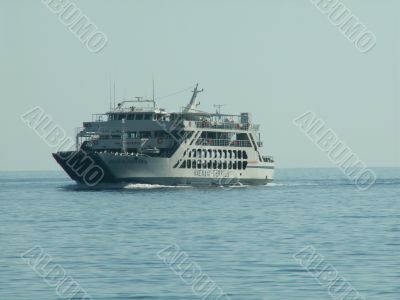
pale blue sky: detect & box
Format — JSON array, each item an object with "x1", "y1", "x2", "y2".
[{"x1": 1, "y1": 0, "x2": 399, "y2": 170}]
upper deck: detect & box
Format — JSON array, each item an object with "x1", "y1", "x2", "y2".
[
  {"x1": 75, "y1": 85, "x2": 267, "y2": 156},
  {"x1": 84, "y1": 103, "x2": 259, "y2": 134}
]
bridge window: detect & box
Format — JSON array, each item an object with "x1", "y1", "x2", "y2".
[
  {"x1": 127, "y1": 114, "x2": 134, "y2": 120},
  {"x1": 187, "y1": 160, "x2": 191, "y2": 169},
  {"x1": 144, "y1": 114, "x2": 152, "y2": 120},
  {"x1": 135, "y1": 114, "x2": 144, "y2": 120}
]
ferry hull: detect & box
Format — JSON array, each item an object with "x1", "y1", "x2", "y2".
[{"x1": 53, "y1": 151, "x2": 274, "y2": 187}]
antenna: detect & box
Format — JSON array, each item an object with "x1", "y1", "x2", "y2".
[
  {"x1": 109, "y1": 79, "x2": 112, "y2": 111},
  {"x1": 113, "y1": 81, "x2": 116, "y2": 110},
  {"x1": 152, "y1": 75, "x2": 156, "y2": 109},
  {"x1": 214, "y1": 104, "x2": 226, "y2": 115}
]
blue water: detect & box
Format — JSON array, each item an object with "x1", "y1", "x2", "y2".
[{"x1": 0, "y1": 168, "x2": 399, "y2": 300}]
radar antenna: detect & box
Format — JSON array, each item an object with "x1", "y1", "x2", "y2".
[{"x1": 214, "y1": 104, "x2": 226, "y2": 115}]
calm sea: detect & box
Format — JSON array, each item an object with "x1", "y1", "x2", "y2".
[{"x1": 0, "y1": 168, "x2": 399, "y2": 300}]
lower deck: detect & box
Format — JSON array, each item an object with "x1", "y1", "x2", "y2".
[{"x1": 53, "y1": 150, "x2": 274, "y2": 187}]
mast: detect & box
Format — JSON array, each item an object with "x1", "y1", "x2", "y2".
[
  {"x1": 113, "y1": 81, "x2": 116, "y2": 110},
  {"x1": 152, "y1": 75, "x2": 156, "y2": 109},
  {"x1": 184, "y1": 83, "x2": 203, "y2": 113},
  {"x1": 214, "y1": 104, "x2": 225, "y2": 115}
]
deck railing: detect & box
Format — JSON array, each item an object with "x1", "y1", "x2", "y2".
[
  {"x1": 195, "y1": 138, "x2": 252, "y2": 147},
  {"x1": 193, "y1": 121, "x2": 259, "y2": 131}
]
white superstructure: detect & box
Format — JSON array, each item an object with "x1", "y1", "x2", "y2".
[{"x1": 53, "y1": 84, "x2": 275, "y2": 186}]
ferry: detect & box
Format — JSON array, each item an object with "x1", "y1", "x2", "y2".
[{"x1": 53, "y1": 84, "x2": 275, "y2": 186}]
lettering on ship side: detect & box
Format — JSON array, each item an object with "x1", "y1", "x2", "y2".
[{"x1": 193, "y1": 170, "x2": 230, "y2": 178}]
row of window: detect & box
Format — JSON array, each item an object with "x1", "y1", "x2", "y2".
[
  {"x1": 109, "y1": 113, "x2": 167, "y2": 121},
  {"x1": 100, "y1": 131, "x2": 172, "y2": 139},
  {"x1": 187, "y1": 149, "x2": 248, "y2": 159},
  {"x1": 179, "y1": 160, "x2": 248, "y2": 170}
]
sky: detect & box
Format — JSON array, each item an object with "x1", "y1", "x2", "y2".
[{"x1": 0, "y1": 0, "x2": 399, "y2": 171}]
